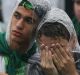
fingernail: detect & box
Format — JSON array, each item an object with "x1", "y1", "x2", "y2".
[
  {"x1": 45, "y1": 46, "x2": 49, "y2": 51},
  {"x1": 41, "y1": 44, "x2": 44, "y2": 46},
  {"x1": 56, "y1": 43, "x2": 59, "y2": 45},
  {"x1": 45, "y1": 46, "x2": 48, "y2": 49},
  {"x1": 51, "y1": 44, "x2": 55, "y2": 46}
]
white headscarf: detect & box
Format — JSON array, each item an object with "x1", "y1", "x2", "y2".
[{"x1": 37, "y1": 8, "x2": 80, "y2": 52}]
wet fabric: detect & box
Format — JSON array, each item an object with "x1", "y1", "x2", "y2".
[
  {"x1": 0, "y1": 0, "x2": 51, "y2": 75},
  {"x1": 37, "y1": 7, "x2": 80, "y2": 72}
]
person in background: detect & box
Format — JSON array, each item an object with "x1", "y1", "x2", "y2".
[{"x1": 73, "y1": 0, "x2": 80, "y2": 44}]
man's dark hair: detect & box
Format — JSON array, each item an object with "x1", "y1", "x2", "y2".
[
  {"x1": 19, "y1": 0, "x2": 46, "y2": 19},
  {"x1": 37, "y1": 22, "x2": 70, "y2": 41}
]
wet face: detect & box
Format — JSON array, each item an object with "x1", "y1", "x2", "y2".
[
  {"x1": 10, "y1": 6, "x2": 38, "y2": 51},
  {"x1": 74, "y1": 0, "x2": 80, "y2": 21},
  {"x1": 38, "y1": 34, "x2": 69, "y2": 51}
]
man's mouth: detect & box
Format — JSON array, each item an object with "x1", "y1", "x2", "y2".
[{"x1": 12, "y1": 30, "x2": 22, "y2": 38}]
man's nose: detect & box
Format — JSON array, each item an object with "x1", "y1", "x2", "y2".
[{"x1": 16, "y1": 19, "x2": 24, "y2": 30}]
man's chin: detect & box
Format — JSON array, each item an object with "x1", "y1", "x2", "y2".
[{"x1": 11, "y1": 35, "x2": 23, "y2": 43}]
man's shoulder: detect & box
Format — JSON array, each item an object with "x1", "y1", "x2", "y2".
[{"x1": 26, "y1": 52, "x2": 44, "y2": 75}]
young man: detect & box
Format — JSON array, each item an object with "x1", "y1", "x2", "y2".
[
  {"x1": 73, "y1": 0, "x2": 80, "y2": 44},
  {"x1": 0, "y1": 0, "x2": 51, "y2": 75},
  {"x1": 36, "y1": 8, "x2": 79, "y2": 75}
]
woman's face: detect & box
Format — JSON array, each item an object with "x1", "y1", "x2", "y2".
[{"x1": 38, "y1": 34, "x2": 69, "y2": 51}]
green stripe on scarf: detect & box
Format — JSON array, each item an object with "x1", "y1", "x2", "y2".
[{"x1": 19, "y1": 0, "x2": 33, "y2": 10}]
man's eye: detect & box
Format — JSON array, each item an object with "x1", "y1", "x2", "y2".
[
  {"x1": 25, "y1": 18, "x2": 33, "y2": 24},
  {"x1": 14, "y1": 13, "x2": 21, "y2": 20}
]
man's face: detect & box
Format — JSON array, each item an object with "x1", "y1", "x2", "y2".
[
  {"x1": 38, "y1": 34, "x2": 69, "y2": 51},
  {"x1": 74, "y1": 0, "x2": 80, "y2": 21},
  {"x1": 10, "y1": 6, "x2": 38, "y2": 50}
]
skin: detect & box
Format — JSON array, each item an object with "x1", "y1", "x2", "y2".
[
  {"x1": 74, "y1": 0, "x2": 80, "y2": 22},
  {"x1": 0, "y1": 73, "x2": 8, "y2": 75},
  {"x1": 9, "y1": 6, "x2": 38, "y2": 53},
  {"x1": 40, "y1": 44, "x2": 59, "y2": 75},
  {"x1": 38, "y1": 34, "x2": 78, "y2": 75},
  {"x1": 2, "y1": 5, "x2": 39, "y2": 75}
]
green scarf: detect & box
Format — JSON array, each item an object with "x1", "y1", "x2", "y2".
[
  {"x1": 19, "y1": 0, "x2": 33, "y2": 9},
  {"x1": 0, "y1": 32, "x2": 37, "y2": 75}
]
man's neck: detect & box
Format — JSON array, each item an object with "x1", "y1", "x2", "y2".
[{"x1": 10, "y1": 41, "x2": 29, "y2": 54}]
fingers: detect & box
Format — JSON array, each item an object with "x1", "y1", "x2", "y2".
[
  {"x1": 45, "y1": 46, "x2": 51, "y2": 66},
  {"x1": 40, "y1": 45, "x2": 46, "y2": 67},
  {"x1": 66, "y1": 44, "x2": 75, "y2": 62},
  {"x1": 51, "y1": 44, "x2": 67, "y2": 62},
  {"x1": 46, "y1": 47, "x2": 54, "y2": 67},
  {"x1": 50, "y1": 43, "x2": 69, "y2": 70},
  {"x1": 51, "y1": 43, "x2": 76, "y2": 73},
  {"x1": 51, "y1": 44, "x2": 64, "y2": 61},
  {"x1": 56, "y1": 43, "x2": 74, "y2": 62},
  {"x1": 51, "y1": 48, "x2": 63, "y2": 71},
  {"x1": 40, "y1": 45, "x2": 55, "y2": 68},
  {"x1": 56, "y1": 43, "x2": 69, "y2": 59},
  {"x1": 40, "y1": 43, "x2": 76, "y2": 75},
  {"x1": 40, "y1": 44, "x2": 45, "y2": 50},
  {"x1": 66, "y1": 48, "x2": 75, "y2": 62}
]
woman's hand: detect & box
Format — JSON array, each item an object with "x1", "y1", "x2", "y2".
[
  {"x1": 40, "y1": 44, "x2": 59, "y2": 75},
  {"x1": 51, "y1": 43, "x2": 78, "y2": 75}
]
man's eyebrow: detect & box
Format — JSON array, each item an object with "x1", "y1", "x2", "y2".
[
  {"x1": 14, "y1": 11, "x2": 36, "y2": 23},
  {"x1": 25, "y1": 16, "x2": 36, "y2": 23},
  {"x1": 14, "y1": 11, "x2": 21, "y2": 15}
]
